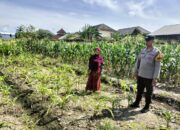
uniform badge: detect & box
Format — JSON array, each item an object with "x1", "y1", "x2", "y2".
[{"x1": 155, "y1": 52, "x2": 163, "y2": 61}]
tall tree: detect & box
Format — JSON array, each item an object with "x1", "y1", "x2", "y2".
[
  {"x1": 36, "y1": 29, "x2": 53, "y2": 39},
  {"x1": 15, "y1": 25, "x2": 26, "y2": 38},
  {"x1": 112, "y1": 32, "x2": 122, "y2": 41},
  {"x1": 15, "y1": 25, "x2": 36, "y2": 39},
  {"x1": 80, "y1": 24, "x2": 100, "y2": 42},
  {"x1": 26, "y1": 25, "x2": 36, "y2": 32},
  {"x1": 15, "y1": 25, "x2": 54, "y2": 39}
]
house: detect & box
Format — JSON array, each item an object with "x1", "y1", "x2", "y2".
[
  {"x1": 118, "y1": 26, "x2": 150, "y2": 36},
  {"x1": 150, "y1": 24, "x2": 180, "y2": 41},
  {"x1": 59, "y1": 32, "x2": 83, "y2": 42},
  {"x1": 93, "y1": 24, "x2": 116, "y2": 38},
  {"x1": 52, "y1": 28, "x2": 66, "y2": 40},
  {"x1": 57, "y1": 28, "x2": 66, "y2": 36},
  {"x1": 0, "y1": 32, "x2": 15, "y2": 39}
]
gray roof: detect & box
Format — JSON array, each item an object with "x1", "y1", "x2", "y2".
[
  {"x1": 118, "y1": 26, "x2": 150, "y2": 35},
  {"x1": 57, "y1": 28, "x2": 66, "y2": 34},
  {"x1": 59, "y1": 33, "x2": 81, "y2": 40},
  {"x1": 0, "y1": 32, "x2": 15, "y2": 35},
  {"x1": 150, "y1": 24, "x2": 180, "y2": 36},
  {"x1": 59, "y1": 34, "x2": 69, "y2": 40},
  {"x1": 0, "y1": 33, "x2": 15, "y2": 39},
  {"x1": 93, "y1": 24, "x2": 116, "y2": 32}
]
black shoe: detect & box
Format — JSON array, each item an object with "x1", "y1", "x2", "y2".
[
  {"x1": 140, "y1": 107, "x2": 149, "y2": 113},
  {"x1": 129, "y1": 103, "x2": 140, "y2": 108}
]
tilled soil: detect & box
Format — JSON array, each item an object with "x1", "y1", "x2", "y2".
[
  {"x1": 0, "y1": 58, "x2": 180, "y2": 130},
  {"x1": 1, "y1": 74, "x2": 180, "y2": 130}
]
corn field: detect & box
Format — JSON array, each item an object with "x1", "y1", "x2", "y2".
[
  {"x1": 0, "y1": 36, "x2": 179, "y2": 85},
  {"x1": 0, "y1": 36, "x2": 180, "y2": 130}
]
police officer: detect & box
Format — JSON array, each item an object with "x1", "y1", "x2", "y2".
[{"x1": 130, "y1": 35, "x2": 162, "y2": 113}]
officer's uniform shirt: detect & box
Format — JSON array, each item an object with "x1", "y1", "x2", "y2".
[{"x1": 134, "y1": 48, "x2": 161, "y2": 79}]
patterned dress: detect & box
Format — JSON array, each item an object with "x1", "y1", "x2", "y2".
[{"x1": 86, "y1": 54, "x2": 104, "y2": 91}]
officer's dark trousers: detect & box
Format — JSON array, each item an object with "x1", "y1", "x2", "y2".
[{"x1": 135, "y1": 76, "x2": 153, "y2": 108}]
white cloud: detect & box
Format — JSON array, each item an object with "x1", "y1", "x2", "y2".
[
  {"x1": 82, "y1": 0, "x2": 119, "y2": 11},
  {"x1": 0, "y1": 2, "x2": 97, "y2": 33},
  {"x1": 1, "y1": 0, "x2": 180, "y2": 33},
  {"x1": 83, "y1": 14, "x2": 90, "y2": 18},
  {"x1": 127, "y1": 2, "x2": 145, "y2": 17},
  {"x1": 0, "y1": 25, "x2": 10, "y2": 33},
  {"x1": 126, "y1": 0, "x2": 159, "y2": 19},
  {"x1": 68, "y1": 12, "x2": 77, "y2": 16}
]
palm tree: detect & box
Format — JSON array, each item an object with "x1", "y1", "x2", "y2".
[
  {"x1": 112, "y1": 32, "x2": 122, "y2": 41},
  {"x1": 80, "y1": 24, "x2": 100, "y2": 42}
]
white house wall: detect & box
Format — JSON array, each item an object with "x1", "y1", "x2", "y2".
[{"x1": 99, "y1": 30, "x2": 113, "y2": 38}]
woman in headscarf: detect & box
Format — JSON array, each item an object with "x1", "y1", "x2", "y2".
[{"x1": 86, "y1": 47, "x2": 104, "y2": 92}]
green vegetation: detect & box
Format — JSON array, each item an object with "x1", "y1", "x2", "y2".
[
  {"x1": 162, "y1": 110, "x2": 173, "y2": 128},
  {"x1": 98, "y1": 120, "x2": 119, "y2": 130},
  {"x1": 15, "y1": 25, "x2": 54, "y2": 39},
  {"x1": 80, "y1": 24, "x2": 101, "y2": 42},
  {"x1": 0, "y1": 36, "x2": 179, "y2": 85},
  {"x1": 0, "y1": 35, "x2": 180, "y2": 129}
]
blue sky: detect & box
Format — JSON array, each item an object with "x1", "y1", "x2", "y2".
[{"x1": 0, "y1": 0, "x2": 180, "y2": 34}]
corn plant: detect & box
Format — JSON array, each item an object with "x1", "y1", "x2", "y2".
[
  {"x1": 162, "y1": 110, "x2": 173, "y2": 128},
  {"x1": 127, "y1": 92, "x2": 134, "y2": 106},
  {"x1": 50, "y1": 94, "x2": 72, "y2": 109},
  {"x1": 98, "y1": 120, "x2": 119, "y2": 130},
  {"x1": 127, "y1": 122, "x2": 146, "y2": 130},
  {"x1": 128, "y1": 83, "x2": 137, "y2": 106},
  {"x1": 92, "y1": 96, "x2": 114, "y2": 118},
  {"x1": 21, "y1": 113, "x2": 37, "y2": 130},
  {"x1": 112, "y1": 98, "x2": 123, "y2": 110},
  {"x1": 36, "y1": 84, "x2": 53, "y2": 103},
  {"x1": 119, "y1": 80, "x2": 128, "y2": 96},
  {"x1": 0, "y1": 122, "x2": 9, "y2": 129},
  {"x1": 1, "y1": 38, "x2": 180, "y2": 83}
]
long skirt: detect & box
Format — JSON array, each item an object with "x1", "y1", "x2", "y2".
[{"x1": 86, "y1": 71, "x2": 101, "y2": 91}]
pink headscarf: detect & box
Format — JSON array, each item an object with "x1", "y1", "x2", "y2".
[
  {"x1": 94, "y1": 48, "x2": 103, "y2": 65},
  {"x1": 95, "y1": 47, "x2": 101, "y2": 52}
]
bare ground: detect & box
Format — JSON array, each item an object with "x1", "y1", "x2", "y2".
[{"x1": 0, "y1": 55, "x2": 180, "y2": 130}]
